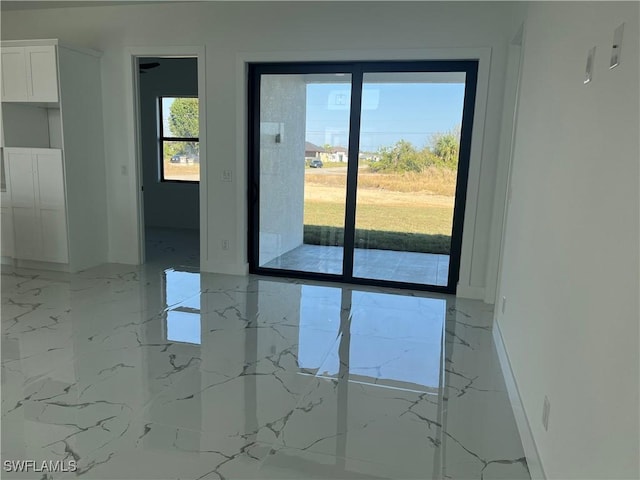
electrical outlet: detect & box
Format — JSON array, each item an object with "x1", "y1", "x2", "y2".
[
  {"x1": 501, "y1": 296, "x2": 507, "y2": 314},
  {"x1": 542, "y1": 396, "x2": 550, "y2": 431},
  {"x1": 222, "y1": 170, "x2": 233, "y2": 182},
  {"x1": 221, "y1": 239, "x2": 229, "y2": 250}
]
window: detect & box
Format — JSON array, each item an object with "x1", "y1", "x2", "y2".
[{"x1": 159, "y1": 96, "x2": 200, "y2": 182}]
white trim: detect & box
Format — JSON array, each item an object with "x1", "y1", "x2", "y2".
[
  {"x1": 455, "y1": 284, "x2": 485, "y2": 300},
  {"x1": 459, "y1": 48, "x2": 491, "y2": 293},
  {"x1": 490, "y1": 23, "x2": 527, "y2": 306},
  {"x1": 13, "y1": 258, "x2": 70, "y2": 272},
  {"x1": 59, "y1": 43, "x2": 102, "y2": 58},
  {"x1": 235, "y1": 47, "x2": 492, "y2": 284},
  {"x1": 1, "y1": 38, "x2": 57, "y2": 47},
  {"x1": 493, "y1": 318, "x2": 546, "y2": 480},
  {"x1": 2, "y1": 39, "x2": 102, "y2": 59},
  {"x1": 123, "y1": 45, "x2": 207, "y2": 266},
  {"x1": 201, "y1": 260, "x2": 249, "y2": 277}
]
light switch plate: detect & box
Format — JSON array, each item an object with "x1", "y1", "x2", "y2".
[
  {"x1": 584, "y1": 47, "x2": 596, "y2": 84},
  {"x1": 610, "y1": 23, "x2": 624, "y2": 69}
]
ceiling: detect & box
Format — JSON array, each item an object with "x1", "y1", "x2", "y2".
[
  {"x1": 1, "y1": 0, "x2": 360, "y2": 10},
  {"x1": 0, "y1": 1, "x2": 187, "y2": 11}
]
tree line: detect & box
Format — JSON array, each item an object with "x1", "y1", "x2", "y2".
[{"x1": 370, "y1": 128, "x2": 461, "y2": 173}]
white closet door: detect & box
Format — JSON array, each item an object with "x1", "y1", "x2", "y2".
[
  {"x1": 1, "y1": 47, "x2": 28, "y2": 101},
  {"x1": 25, "y1": 46, "x2": 58, "y2": 102}
]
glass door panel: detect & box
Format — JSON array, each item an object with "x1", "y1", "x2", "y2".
[
  {"x1": 257, "y1": 73, "x2": 352, "y2": 275},
  {"x1": 353, "y1": 72, "x2": 466, "y2": 286}
]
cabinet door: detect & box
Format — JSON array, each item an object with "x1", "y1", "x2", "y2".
[
  {"x1": 25, "y1": 46, "x2": 58, "y2": 102},
  {"x1": 6, "y1": 148, "x2": 68, "y2": 263},
  {"x1": 34, "y1": 150, "x2": 68, "y2": 263},
  {"x1": 34, "y1": 150, "x2": 65, "y2": 209},
  {"x1": 1, "y1": 47, "x2": 28, "y2": 101},
  {"x1": 12, "y1": 207, "x2": 40, "y2": 260},
  {"x1": 7, "y1": 150, "x2": 40, "y2": 260},
  {"x1": 6, "y1": 149, "x2": 36, "y2": 208},
  {"x1": 1, "y1": 207, "x2": 14, "y2": 257}
]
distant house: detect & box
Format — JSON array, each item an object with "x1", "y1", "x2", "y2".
[
  {"x1": 329, "y1": 146, "x2": 348, "y2": 162},
  {"x1": 305, "y1": 143, "x2": 351, "y2": 163},
  {"x1": 305, "y1": 142, "x2": 325, "y2": 160}
]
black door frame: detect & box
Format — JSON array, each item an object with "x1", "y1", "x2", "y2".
[{"x1": 248, "y1": 60, "x2": 478, "y2": 294}]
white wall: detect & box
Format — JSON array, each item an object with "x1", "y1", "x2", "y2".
[
  {"x1": 259, "y1": 75, "x2": 305, "y2": 264},
  {"x1": 496, "y1": 2, "x2": 639, "y2": 478},
  {"x1": 138, "y1": 57, "x2": 199, "y2": 230},
  {"x1": 0, "y1": 1, "x2": 523, "y2": 293}
]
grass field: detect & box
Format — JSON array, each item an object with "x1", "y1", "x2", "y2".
[
  {"x1": 307, "y1": 165, "x2": 457, "y2": 196},
  {"x1": 303, "y1": 166, "x2": 456, "y2": 253},
  {"x1": 163, "y1": 160, "x2": 456, "y2": 253},
  {"x1": 164, "y1": 161, "x2": 200, "y2": 181},
  {"x1": 304, "y1": 225, "x2": 452, "y2": 254}
]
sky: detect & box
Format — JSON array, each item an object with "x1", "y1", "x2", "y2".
[
  {"x1": 305, "y1": 81, "x2": 466, "y2": 152},
  {"x1": 162, "y1": 82, "x2": 466, "y2": 152}
]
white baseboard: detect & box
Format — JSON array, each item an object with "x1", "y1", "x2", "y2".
[
  {"x1": 493, "y1": 319, "x2": 546, "y2": 479},
  {"x1": 13, "y1": 258, "x2": 71, "y2": 272},
  {"x1": 456, "y1": 283, "x2": 485, "y2": 299},
  {"x1": 200, "y1": 260, "x2": 249, "y2": 276}
]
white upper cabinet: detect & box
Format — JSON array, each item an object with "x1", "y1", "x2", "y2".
[
  {"x1": 1, "y1": 47, "x2": 28, "y2": 101},
  {"x1": 1, "y1": 45, "x2": 58, "y2": 102},
  {"x1": 26, "y1": 46, "x2": 59, "y2": 102}
]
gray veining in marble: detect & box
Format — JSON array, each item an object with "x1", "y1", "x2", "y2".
[{"x1": 2, "y1": 249, "x2": 529, "y2": 479}]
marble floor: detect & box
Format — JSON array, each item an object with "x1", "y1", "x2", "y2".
[
  {"x1": 1, "y1": 238, "x2": 528, "y2": 479},
  {"x1": 144, "y1": 227, "x2": 200, "y2": 268},
  {"x1": 262, "y1": 245, "x2": 450, "y2": 287}
]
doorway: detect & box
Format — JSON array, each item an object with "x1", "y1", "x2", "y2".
[
  {"x1": 135, "y1": 56, "x2": 201, "y2": 267},
  {"x1": 248, "y1": 61, "x2": 477, "y2": 293}
]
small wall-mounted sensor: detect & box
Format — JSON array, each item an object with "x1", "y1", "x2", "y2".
[
  {"x1": 542, "y1": 396, "x2": 551, "y2": 431},
  {"x1": 584, "y1": 47, "x2": 596, "y2": 84},
  {"x1": 610, "y1": 23, "x2": 624, "y2": 69}
]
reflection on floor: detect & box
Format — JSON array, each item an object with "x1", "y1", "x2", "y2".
[
  {"x1": 1, "y1": 252, "x2": 529, "y2": 479},
  {"x1": 262, "y1": 244, "x2": 450, "y2": 286}
]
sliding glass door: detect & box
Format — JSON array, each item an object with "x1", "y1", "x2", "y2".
[
  {"x1": 253, "y1": 70, "x2": 352, "y2": 276},
  {"x1": 249, "y1": 61, "x2": 477, "y2": 293}
]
